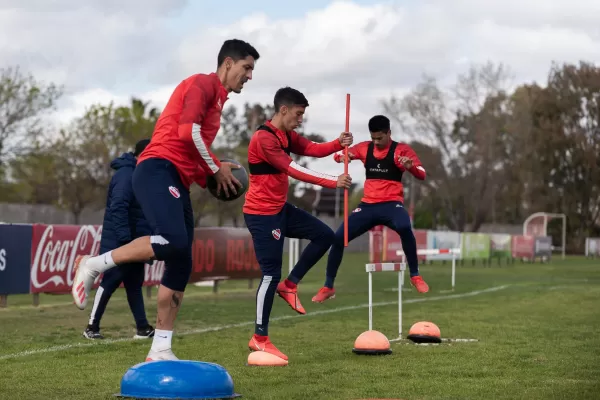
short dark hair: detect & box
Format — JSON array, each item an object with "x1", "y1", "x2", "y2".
[
  {"x1": 217, "y1": 39, "x2": 260, "y2": 67},
  {"x1": 274, "y1": 87, "x2": 309, "y2": 112},
  {"x1": 368, "y1": 115, "x2": 390, "y2": 133},
  {"x1": 134, "y1": 139, "x2": 151, "y2": 156}
]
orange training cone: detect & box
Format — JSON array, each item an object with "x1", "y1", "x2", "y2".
[
  {"x1": 246, "y1": 351, "x2": 288, "y2": 367},
  {"x1": 407, "y1": 321, "x2": 442, "y2": 344},
  {"x1": 352, "y1": 330, "x2": 392, "y2": 355}
]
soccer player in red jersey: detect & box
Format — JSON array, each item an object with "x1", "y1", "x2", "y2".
[
  {"x1": 312, "y1": 115, "x2": 430, "y2": 303},
  {"x1": 244, "y1": 87, "x2": 352, "y2": 361},
  {"x1": 70, "y1": 39, "x2": 260, "y2": 361}
]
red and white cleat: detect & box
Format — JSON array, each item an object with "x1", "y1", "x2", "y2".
[
  {"x1": 276, "y1": 281, "x2": 306, "y2": 314},
  {"x1": 71, "y1": 255, "x2": 98, "y2": 310},
  {"x1": 312, "y1": 287, "x2": 336, "y2": 303},
  {"x1": 248, "y1": 334, "x2": 288, "y2": 361},
  {"x1": 410, "y1": 276, "x2": 429, "y2": 293}
]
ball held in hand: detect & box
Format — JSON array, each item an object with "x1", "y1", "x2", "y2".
[{"x1": 207, "y1": 158, "x2": 249, "y2": 202}]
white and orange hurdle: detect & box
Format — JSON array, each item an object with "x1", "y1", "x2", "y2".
[
  {"x1": 365, "y1": 261, "x2": 406, "y2": 340},
  {"x1": 396, "y1": 248, "x2": 461, "y2": 290}
]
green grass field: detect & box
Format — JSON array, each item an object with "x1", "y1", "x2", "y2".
[{"x1": 1, "y1": 253, "x2": 599, "y2": 400}]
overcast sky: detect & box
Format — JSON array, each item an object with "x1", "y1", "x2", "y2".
[{"x1": 1, "y1": 0, "x2": 599, "y2": 183}]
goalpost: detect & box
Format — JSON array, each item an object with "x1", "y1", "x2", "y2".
[{"x1": 523, "y1": 212, "x2": 566, "y2": 259}]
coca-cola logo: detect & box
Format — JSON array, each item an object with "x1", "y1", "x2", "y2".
[{"x1": 31, "y1": 225, "x2": 103, "y2": 289}]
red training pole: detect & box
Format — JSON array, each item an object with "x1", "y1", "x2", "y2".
[{"x1": 344, "y1": 93, "x2": 350, "y2": 247}]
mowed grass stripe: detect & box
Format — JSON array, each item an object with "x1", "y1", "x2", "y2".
[
  {"x1": 1, "y1": 256, "x2": 599, "y2": 399},
  {"x1": 0, "y1": 285, "x2": 509, "y2": 361}
]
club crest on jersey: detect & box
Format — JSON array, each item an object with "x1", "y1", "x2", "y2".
[
  {"x1": 272, "y1": 229, "x2": 281, "y2": 240},
  {"x1": 169, "y1": 186, "x2": 180, "y2": 198}
]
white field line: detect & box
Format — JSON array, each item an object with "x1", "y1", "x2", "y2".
[{"x1": 0, "y1": 285, "x2": 509, "y2": 361}]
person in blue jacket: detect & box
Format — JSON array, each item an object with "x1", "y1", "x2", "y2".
[{"x1": 83, "y1": 139, "x2": 155, "y2": 340}]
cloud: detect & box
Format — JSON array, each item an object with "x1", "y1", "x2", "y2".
[
  {"x1": 2, "y1": 0, "x2": 600, "y2": 186},
  {"x1": 0, "y1": 0, "x2": 187, "y2": 94},
  {"x1": 170, "y1": 0, "x2": 600, "y2": 156}
]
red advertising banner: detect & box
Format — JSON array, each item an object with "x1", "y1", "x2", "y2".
[
  {"x1": 30, "y1": 224, "x2": 103, "y2": 294},
  {"x1": 190, "y1": 227, "x2": 261, "y2": 281},
  {"x1": 511, "y1": 235, "x2": 535, "y2": 259},
  {"x1": 29, "y1": 224, "x2": 263, "y2": 294},
  {"x1": 382, "y1": 227, "x2": 428, "y2": 262}
]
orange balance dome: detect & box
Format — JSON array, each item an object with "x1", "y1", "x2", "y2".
[
  {"x1": 352, "y1": 330, "x2": 392, "y2": 355},
  {"x1": 246, "y1": 351, "x2": 288, "y2": 367},
  {"x1": 407, "y1": 321, "x2": 441, "y2": 344}
]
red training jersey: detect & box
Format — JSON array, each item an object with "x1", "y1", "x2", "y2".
[
  {"x1": 138, "y1": 73, "x2": 228, "y2": 189},
  {"x1": 333, "y1": 140, "x2": 426, "y2": 204},
  {"x1": 243, "y1": 120, "x2": 343, "y2": 215}
]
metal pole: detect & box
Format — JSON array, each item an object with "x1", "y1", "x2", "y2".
[
  {"x1": 562, "y1": 215, "x2": 566, "y2": 260},
  {"x1": 368, "y1": 271, "x2": 373, "y2": 331},
  {"x1": 398, "y1": 269, "x2": 403, "y2": 339},
  {"x1": 452, "y1": 252, "x2": 456, "y2": 290}
]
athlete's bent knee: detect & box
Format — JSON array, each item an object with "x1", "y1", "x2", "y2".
[
  {"x1": 322, "y1": 227, "x2": 335, "y2": 246},
  {"x1": 397, "y1": 225, "x2": 414, "y2": 239},
  {"x1": 312, "y1": 224, "x2": 334, "y2": 245},
  {"x1": 332, "y1": 227, "x2": 346, "y2": 246}
]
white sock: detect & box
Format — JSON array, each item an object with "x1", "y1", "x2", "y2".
[
  {"x1": 151, "y1": 329, "x2": 173, "y2": 352},
  {"x1": 86, "y1": 251, "x2": 116, "y2": 273}
]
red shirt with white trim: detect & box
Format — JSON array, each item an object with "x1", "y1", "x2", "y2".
[
  {"x1": 243, "y1": 120, "x2": 343, "y2": 215},
  {"x1": 333, "y1": 140, "x2": 426, "y2": 204},
  {"x1": 138, "y1": 73, "x2": 228, "y2": 189}
]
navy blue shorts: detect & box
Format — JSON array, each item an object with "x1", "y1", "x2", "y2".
[
  {"x1": 244, "y1": 202, "x2": 333, "y2": 276},
  {"x1": 336, "y1": 201, "x2": 412, "y2": 243},
  {"x1": 132, "y1": 158, "x2": 194, "y2": 292}
]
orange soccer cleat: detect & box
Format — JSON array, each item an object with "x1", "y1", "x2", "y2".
[
  {"x1": 410, "y1": 275, "x2": 429, "y2": 293},
  {"x1": 276, "y1": 280, "x2": 306, "y2": 314},
  {"x1": 248, "y1": 334, "x2": 288, "y2": 361},
  {"x1": 311, "y1": 287, "x2": 336, "y2": 303}
]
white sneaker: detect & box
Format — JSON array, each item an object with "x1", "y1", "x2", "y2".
[
  {"x1": 146, "y1": 349, "x2": 179, "y2": 361},
  {"x1": 71, "y1": 255, "x2": 98, "y2": 310}
]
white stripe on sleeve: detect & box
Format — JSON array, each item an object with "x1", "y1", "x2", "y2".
[
  {"x1": 191, "y1": 123, "x2": 219, "y2": 173},
  {"x1": 416, "y1": 166, "x2": 425, "y2": 172},
  {"x1": 289, "y1": 161, "x2": 338, "y2": 183}
]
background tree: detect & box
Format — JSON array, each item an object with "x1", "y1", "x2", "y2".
[
  {"x1": 0, "y1": 66, "x2": 63, "y2": 164},
  {"x1": 382, "y1": 61, "x2": 513, "y2": 231}
]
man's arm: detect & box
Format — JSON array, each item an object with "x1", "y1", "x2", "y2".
[
  {"x1": 178, "y1": 77, "x2": 221, "y2": 176},
  {"x1": 289, "y1": 132, "x2": 343, "y2": 158},
  {"x1": 108, "y1": 170, "x2": 134, "y2": 244},
  {"x1": 395, "y1": 144, "x2": 426, "y2": 180},
  {"x1": 333, "y1": 142, "x2": 368, "y2": 164},
  {"x1": 258, "y1": 132, "x2": 339, "y2": 189}
]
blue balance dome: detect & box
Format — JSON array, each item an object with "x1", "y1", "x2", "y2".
[{"x1": 117, "y1": 360, "x2": 240, "y2": 399}]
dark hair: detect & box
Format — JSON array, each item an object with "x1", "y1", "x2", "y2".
[
  {"x1": 274, "y1": 87, "x2": 309, "y2": 112},
  {"x1": 134, "y1": 139, "x2": 151, "y2": 156},
  {"x1": 217, "y1": 39, "x2": 260, "y2": 67},
  {"x1": 368, "y1": 115, "x2": 390, "y2": 133}
]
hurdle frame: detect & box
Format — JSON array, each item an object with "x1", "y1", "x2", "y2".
[
  {"x1": 365, "y1": 262, "x2": 406, "y2": 341},
  {"x1": 396, "y1": 248, "x2": 461, "y2": 290}
]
